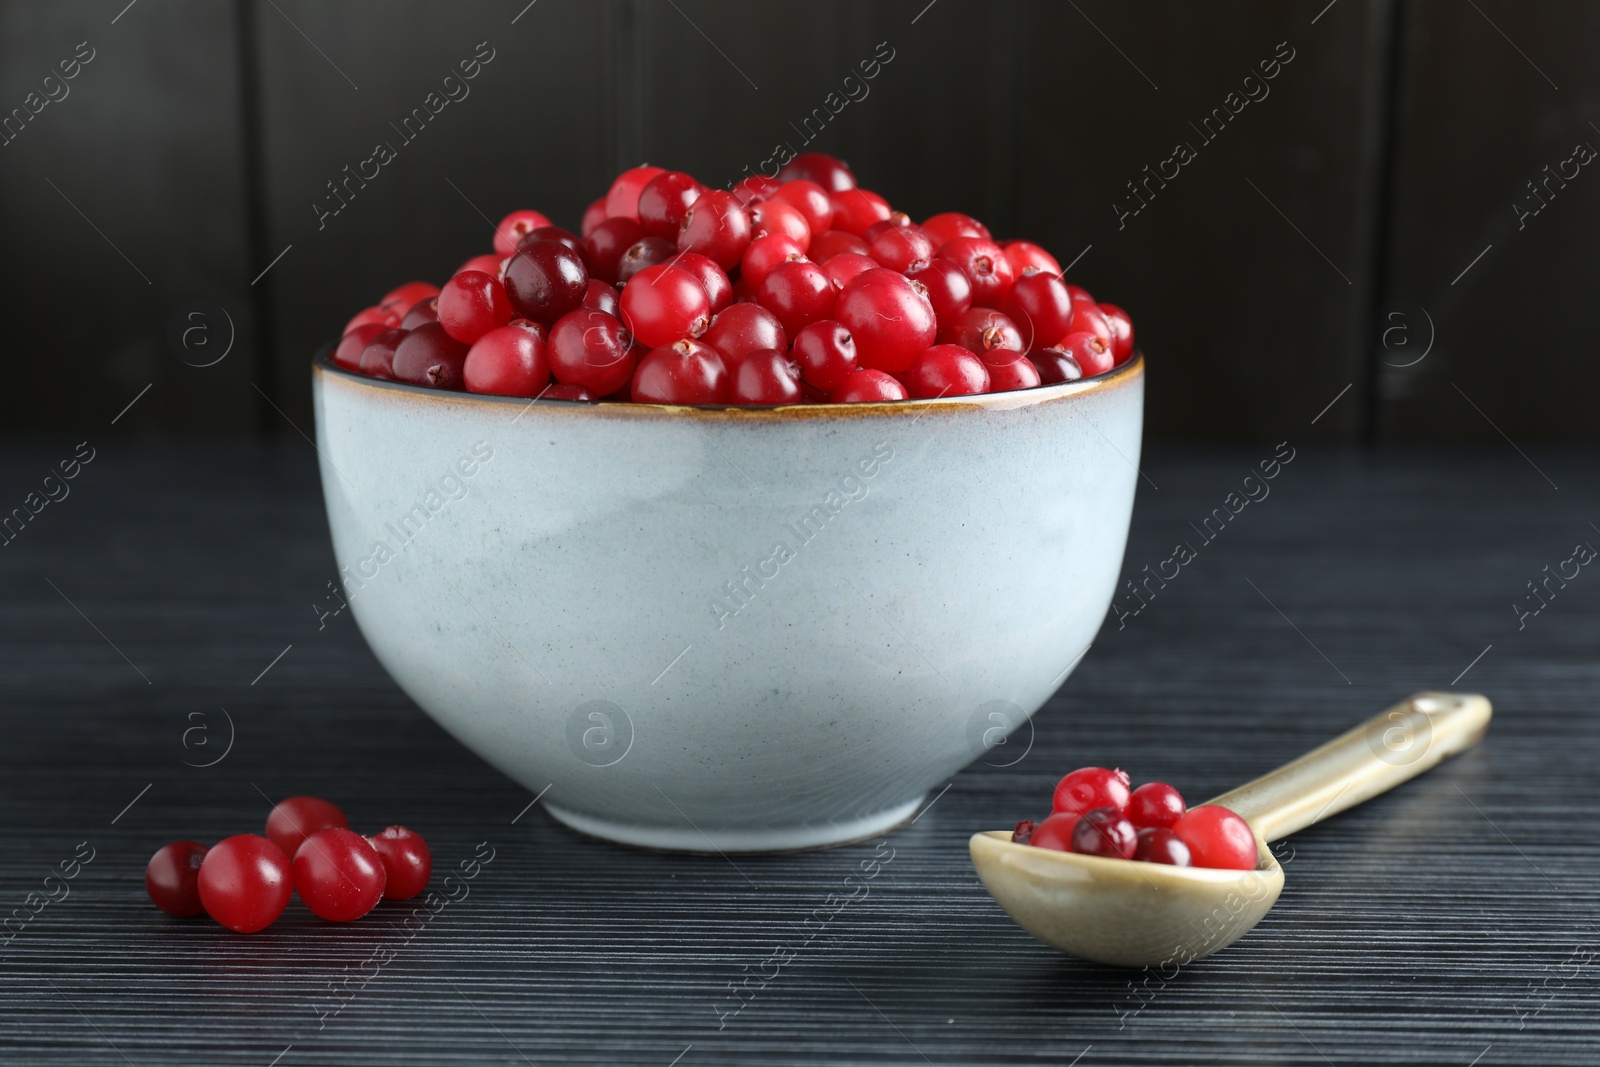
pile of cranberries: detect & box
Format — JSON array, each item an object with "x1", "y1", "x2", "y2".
[
  {"x1": 144, "y1": 795, "x2": 431, "y2": 933},
  {"x1": 332, "y1": 152, "x2": 1135, "y2": 404},
  {"x1": 1011, "y1": 768, "x2": 1257, "y2": 871}
]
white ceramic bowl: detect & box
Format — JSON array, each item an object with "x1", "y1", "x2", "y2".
[{"x1": 312, "y1": 353, "x2": 1144, "y2": 851}]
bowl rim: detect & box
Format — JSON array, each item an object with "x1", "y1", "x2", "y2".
[{"x1": 312, "y1": 347, "x2": 1142, "y2": 421}]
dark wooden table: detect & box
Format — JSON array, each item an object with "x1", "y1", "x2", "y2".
[{"x1": 2, "y1": 440, "x2": 1596, "y2": 1066}]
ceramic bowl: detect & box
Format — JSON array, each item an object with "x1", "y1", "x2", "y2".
[{"x1": 311, "y1": 352, "x2": 1144, "y2": 852}]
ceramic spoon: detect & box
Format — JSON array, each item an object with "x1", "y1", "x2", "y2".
[{"x1": 969, "y1": 691, "x2": 1492, "y2": 967}]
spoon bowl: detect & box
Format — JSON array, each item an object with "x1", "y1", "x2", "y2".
[{"x1": 971, "y1": 691, "x2": 1491, "y2": 967}]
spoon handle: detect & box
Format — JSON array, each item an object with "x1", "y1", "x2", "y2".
[{"x1": 1205, "y1": 691, "x2": 1492, "y2": 843}]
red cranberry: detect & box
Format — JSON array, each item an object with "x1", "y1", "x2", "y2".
[
  {"x1": 821, "y1": 252, "x2": 879, "y2": 292},
  {"x1": 921, "y1": 211, "x2": 991, "y2": 247},
  {"x1": 493, "y1": 209, "x2": 552, "y2": 256},
  {"x1": 834, "y1": 268, "x2": 937, "y2": 374},
  {"x1": 770, "y1": 179, "x2": 834, "y2": 234},
  {"x1": 1134, "y1": 828, "x2": 1192, "y2": 866},
  {"x1": 1070, "y1": 807, "x2": 1138, "y2": 860},
  {"x1": 982, "y1": 351, "x2": 1042, "y2": 392},
  {"x1": 902, "y1": 344, "x2": 990, "y2": 399},
  {"x1": 457, "y1": 253, "x2": 505, "y2": 279},
  {"x1": 809, "y1": 229, "x2": 871, "y2": 260},
  {"x1": 1066, "y1": 283, "x2": 1095, "y2": 306},
  {"x1": 358, "y1": 328, "x2": 406, "y2": 379},
  {"x1": 637, "y1": 170, "x2": 703, "y2": 238},
  {"x1": 1100, "y1": 303, "x2": 1135, "y2": 363},
  {"x1": 1069, "y1": 303, "x2": 1113, "y2": 347},
  {"x1": 1052, "y1": 767, "x2": 1131, "y2": 817},
  {"x1": 1028, "y1": 345, "x2": 1084, "y2": 385},
  {"x1": 380, "y1": 280, "x2": 439, "y2": 312},
  {"x1": 729, "y1": 348, "x2": 803, "y2": 404},
  {"x1": 197, "y1": 834, "x2": 292, "y2": 933},
  {"x1": 677, "y1": 189, "x2": 753, "y2": 270},
  {"x1": 829, "y1": 368, "x2": 907, "y2": 403},
  {"x1": 580, "y1": 196, "x2": 608, "y2": 238},
  {"x1": 335, "y1": 322, "x2": 386, "y2": 371},
  {"x1": 1056, "y1": 330, "x2": 1114, "y2": 377},
  {"x1": 941, "y1": 307, "x2": 1025, "y2": 358},
  {"x1": 740, "y1": 232, "x2": 805, "y2": 288},
  {"x1": 778, "y1": 151, "x2": 856, "y2": 192},
  {"x1": 400, "y1": 296, "x2": 440, "y2": 330},
  {"x1": 265, "y1": 795, "x2": 348, "y2": 858},
  {"x1": 1172, "y1": 806, "x2": 1257, "y2": 871},
  {"x1": 791, "y1": 320, "x2": 858, "y2": 391},
  {"x1": 631, "y1": 337, "x2": 728, "y2": 404},
  {"x1": 617, "y1": 235, "x2": 677, "y2": 284},
  {"x1": 367, "y1": 826, "x2": 432, "y2": 900},
  {"x1": 504, "y1": 239, "x2": 589, "y2": 325},
  {"x1": 464, "y1": 322, "x2": 550, "y2": 397},
  {"x1": 604, "y1": 164, "x2": 666, "y2": 220},
  {"x1": 543, "y1": 383, "x2": 597, "y2": 402},
  {"x1": 582, "y1": 279, "x2": 620, "y2": 316},
  {"x1": 904, "y1": 259, "x2": 973, "y2": 329},
  {"x1": 293, "y1": 827, "x2": 386, "y2": 922},
  {"x1": 585, "y1": 217, "x2": 647, "y2": 285},
  {"x1": 756, "y1": 258, "x2": 835, "y2": 336},
  {"x1": 730, "y1": 173, "x2": 780, "y2": 206},
  {"x1": 672, "y1": 251, "x2": 734, "y2": 314},
  {"x1": 619, "y1": 263, "x2": 711, "y2": 348},
  {"x1": 521, "y1": 224, "x2": 587, "y2": 263},
  {"x1": 1001, "y1": 271, "x2": 1076, "y2": 350},
  {"x1": 936, "y1": 236, "x2": 1016, "y2": 307},
  {"x1": 438, "y1": 269, "x2": 512, "y2": 345},
  {"x1": 1128, "y1": 782, "x2": 1186, "y2": 829},
  {"x1": 869, "y1": 224, "x2": 934, "y2": 273},
  {"x1": 748, "y1": 198, "x2": 812, "y2": 252},
  {"x1": 828, "y1": 188, "x2": 891, "y2": 236},
  {"x1": 1025, "y1": 812, "x2": 1080, "y2": 852},
  {"x1": 1003, "y1": 239, "x2": 1061, "y2": 278},
  {"x1": 146, "y1": 841, "x2": 208, "y2": 917},
  {"x1": 345, "y1": 304, "x2": 401, "y2": 334},
  {"x1": 1011, "y1": 820, "x2": 1037, "y2": 845},
  {"x1": 703, "y1": 302, "x2": 787, "y2": 363},
  {"x1": 547, "y1": 308, "x2": 636, "y2": 395}
]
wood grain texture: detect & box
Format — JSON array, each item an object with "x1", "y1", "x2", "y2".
[{"x1": 0, "y1": 442, "x2": 1596, "y2": 1065}]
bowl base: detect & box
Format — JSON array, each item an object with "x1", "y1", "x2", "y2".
[{"x1": 542, "y1": 794, "x2": 926, "y2": 854}]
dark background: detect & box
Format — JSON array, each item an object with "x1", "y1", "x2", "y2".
[{"x1": 1, "y1": 0, "x2": 1595, "y2": 443}]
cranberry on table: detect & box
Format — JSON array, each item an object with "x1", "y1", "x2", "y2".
[
  {"x1": 1056, "y1": 330, "x2": 1114, "y2": 377},
  {"x1": 756, "y1": 259, "x2": 835, "y2": 336},
  {"x1": 791, "y1": 320, "x2": 858, "y2": 392},
  {"x1": 1100, "y1": 302, "x2": 1135, "y2": 363},
  {"x1": 619, "y1": 263, "x2": 712, "y2": 348},
  {"x1": 585, "y1": 216, "x2": 647, "y2": 285},
  {"x1": 1071, "y1": 807, "x2": 1139, "y2": 860},
  {"x1": 936, "y1": 236, "x2": 1016, "y2": 307},
  {"x1": 394, "y1": 322, "x2": 471, "y2": 390},
  {"x1": 828, "y1": 188, "x2": 891, "y2": 236},
  {"x1": 1134, "y1": 827, "x2": 1192, "y2": 866},
  {"x1": 982, "y1": 351, "x2": 1042, "y2": 392},
  {"x1": 631, "y1": 338, "x2": 729, "y2": 404},
  {"x1": 637, "y1": 170, "x2": 703, "y2": 238},
  {"x1": 902, "y1": 344, "x2": 990, "y2": 399},
  {"x1": 770, "y1": 179, "x2": 834, "y2": 234},
  {"x1": 942, "y1": 307, "x2": 1025, "y2": 358},
  {"x1": 146, "y1": 840, "x2": 208, "y2": 917},
  {"x1": 829, "y1": 368, "x2": 907, "y2": 403},
  {"x1": 820, "y1": 251, "x2": 879, "y2": 292},
  {"x1": 1052, "y1": 766, "x2": 1131, "y2": 818},
  {"x1": 504, "y1": 240, "x2": 589, "y2": 325},
  {"x1": 748, "y1": 198, "x2": 812, "y2": 252},
  {"x1": 677, "y1": 189, "x2": 753, "y2": 270},
  {"x1": 778, "y1": 151, "x2": 856, "y2": 192},
  {"x1": 1172, "y1": 805, "x2": 1257, "y2": 871},
  {"x1": 604, "y1": 164, "x2": 666, "y2": 220},
  {"x1": 740, "y1": 232, "x2": 806, "y2": 289},
  {"x1": 358, "y1": 328, "x2": 407, "y2": 380},
  {"x1": 548, "y1": 308, "x2": 637, "y2": 395},
  {"x1": 1025, "y1": 811, "x2": 1081, "y2": 852},
  {"x1": 400, "y1": 296, "x2": 440, "y2": 330},
  {"x1": 672, "y1": 251, "x2": 734, "y2": 314},
  {"x1": 616, "y1": 235, "x2": 677, "y2": 285},
  {"x1": 1002, "y1": 239, "x2": 1062, "y2": 278},
  {"x1": 1002, "y1": 270, "x2": 1076, "y2": 350},
  {"x1": 1028, "y1": 345, "x2": 1084, "y2": 385},
  {"x1": 729, "y1": 348, "x2": 804, "y2": 405},
  {"x1": 1127, "y1": 782, "x2": 1186, "y2": 829},
  {"x1": 702, "y1": 302, "x2": 787, "y2": 364},
  {"x1": 197, "y1": 834, "x2": 292, "y2": 933},
  {"x1": 904, "y1": 259, "x2": 973, "y2": 329},
  {"x1": 464, "y1": 322, "x2": 550, "y2": 397},
  {"x1": 582, "y1": 279, "x2": 620, "y2": 316},
  {"x1": 808, "y1": 229, "x2": 870, "y2": 261},
  {"x1": 834, "y1": 268, "x2": 937, "y2": 374},
  {"x1": 869, "y1": 224, "x2": 934, "y2": 273},
  {"x1": 265, "y1": 795, "x2": 348, "y2": 858},
  {"x1": 367, "y1": 826, "x2": 432, "y2": 900},
  {"x1": 293, "y1": 828, "x2": 387, "y2": 922},
  {"x1": 921, "y1": 211, "x2": 991, "y2": 246},
  {"x1": 437, "y1": 269, "x2": 512, "y2": 345},
  {"x1": 493, "y1": 209, "x2": 552, "y2": 256},
  {"x1": 334, "y1": 322, "x2": 387, "y2": 371}
]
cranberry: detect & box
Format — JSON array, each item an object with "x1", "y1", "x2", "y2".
[
  {"x1": 863, "y1": 213, "x2": 915, "y2": 243},
  {"x1": 582, "y1": 279, "x2": 620, "y2": 316},
  {"x1": 829, "y1": 368, "x2": 907, "y2": 403},
  {"x1": 729, "y1": 348, "x2": 803, "y2": 404},
  {"x1": 197, "y1": 834, "x2": 292, "y2": 933},
  {"x1": 1172, "y1": 805, "x2": 1258, "y2": 871},
  {"x1": 748, "y1": 198, "x2": 811, "y2": 252},
  {"x1": 1070, "y1": 807, "x2": 1139, "y2": 860},
  {"x1": 580, "y1": 196, "x2": 608, "y2": 238},
  {"x1": 146, "y1": 841, "x2": 208, "y2": 917},
  {"x1": 548, "y1": 308, "x2": 636, "y2": 395},
  {"x1": 367, "y1": 826, "x2": 432, "y2": 900},
  {"x1": 457, "y1": 253, "x2": 505, "y2": 279},
  {"x1": 617, "y1": 235, "x2": 677, "y2": 284},
  {"x1": 293, "y1": 827, "x2": 386, "y2": 922},
  {"x1": 1011, "y1": 820, "x2": 1037, "y2": 846},
  {"x1": 791, "y1": 320, "x2": 858, "y2": 391},
  {"x1": 1002, "y1": 240, "x2": 1061, "y2": 278},
  {"x1": 1134, "y1": 828, "x2": 1192, "y2": 866},
  {"x1": 265, "y1": 795, "x2": 348, "y2": 858},
  {"x1": 902, "y1": 344, "x2": 990, "y2": 399},
  {"x1": 730, "y1": 173, "x2": 781, "y2": 206},
  {"x1": 380, "y1": 280, "x2": 439, "y2": 312},
  {"x1": 394, "y1": 321, "x2": 470, "y2": 389},
  {"x1": 936, "y1": 236, "x2": 1015, "y2": 307},
  {"x1": 1052, "y1": 767, "x2": 1131, "y2": 818},
  {"x1": 504, "y1": 239, "x2": 589, "y2": 325},
  {"x1": 493, "y1": 209, "x2": 553, "y2": 256},
  {"x1": 631, "y1": 338, "x2": 728, "y2": 404},
  {"x1": 942, "y1": 307, "x2": 1025, "y2": 358},
  {"x1": 678, "y1": 190, "x2": 753, "y2": 270},
  {"x1": 703, "y1": 302, "x2": 787, "y2": 363},
  {"x1": 820, "y1": 251, "x2": 879, "y2": 292},
  {"x1": 770, "y1": 179, "x2": 834, "y2": 234},
  {"x1": 521, "y1": 224, "x2": 587, "y2": 263},
  {"x1": 921, "y1": 211, "x2": 991, "y2": 247},
  {"x1": 604, "y1": 164, "x2": 666, "y2": 220},
  {"x1": 740, "y1": 232, "x2": 806, "y2": 288},
  {"x1": 464, "y1": 322, "x2": 550, "y2": 397},
  {"x1": 756, "y1": 259, "x2": 835, "y2": 336},
  {"x1": 1056, "y1": 330, "x2": 1114, "y2": 377},
  {"x1": 585, "y1": 217, "x2": 647, "y2": 285},
  {"x1": 982, "y1": 351, "x2": 1042, "y2": 392},
  {"x1": 828, "y1": 188, "x2": 891, "y2": 236},
  {"x1": 834, "y1": 268, "x2": 937, "y2": 374},
  {"x1": 1028, "y1": 345, "x2": 1084, "y2": 385},
  {"x1": 637, "y1": 170, "x2": 703, "y2": 238},
  {"x1": 400, "y1": 296, "x2": 440, "y2": 330},
  {"x1": 1100, "y1": 303, "x2": 1135, "y2": 364},
  {"x1": 1070, "y1": 303, "x2": 1113, "y2": 348},
  {"x1": 543, "y1": 383, "x2": 597, "y2": 401},
  {"x1": 619, "y1": 263, "x2": 711, "y2": 348},
  {"x1": 1066, "y1": 283, "x2": 1095, "y2": 306},
  {"x1": 334, "y1": 322, "x2": 386, "y2": 371},
  {"x1": 345, "y1": 304, "x2": 401, "y2": 334},
  {"x1": 904, "y1": 259, "x2": 973, "y2": 329},
  {"x1": 1026, "y1": 812, "x2": 1080, "y2": 852},
  {"x1": 778, "y1": 151, "x2": 856, "y2": 192},
  {"x1": 809, "y1": 229, "x2": 871, "y2": 260},
  {"x1": 672, "y1": 251, "x2": 734, "y2": 314},
  {"x1": 1128, "y1": 782, "x2": 1186, "y2": 829},
  {"x1": 358, "y1": 328, "x2": 406, "y2": 379},
  {"x1": 438, "y1": 269, "x2": 512, "y2": 344},
  {"x1": 869, "y1": 224, "x2": 934, "y2": 273},
  {"x1": 1001, "y1": 271, "x2": 1076, "y2": 350}
]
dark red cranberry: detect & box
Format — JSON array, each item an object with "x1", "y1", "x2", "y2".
[
  {"x1": 585, "y1": 216, "x2": 646, "y2": 285},
  {"x1": 770, "y1": 179, "x2": 834, "y2": 234},
  {"x1": 400, "y1": 296, "x2": 440, "y2": 330},
  {"x1": 547, "y1": 308, "x2": 636, "y2": 395},
  {"x1": 1002, "y1": 270, "x2": 1077, "y2": 350},
  {"x1": 791, "y1": 320, "x2": 857, "y2": 392},
  {"x1": 902, "y1": 344, "x2": 990, "y2": 399},
  {"x1": 828, "y1": 188, "x2": 891, "y2": 236},
  {"x1": 740, "y1": 233, "x2": 805, "y2": 289},
  {"x1": 1134, "y1": 828, "x2": 1192, "y2": 866},
  {"x1": 520, "y1": 224, "x2": 587, "y2": 264},
  {"x1": 941, "y1": 307, "x2": 1025, "y2": 358},
  {"x1": 1100, "y1": 303, "x2": 1135, "y2": 364},
  {"x1": 358, "y1": 328, "x2": 407, "y2": 379},
  {"x1": 604, "y1": 164, "x2": 666, "y2": 220},
  {"x1": 1003, "y1": 239, "x2": 1061, "y2": 278},
  {"x1": 504, "y1": 239, "x2": 589, "y2": 325},
  {"x1": 904, "y1": 259, "x2": 973, "y2": 329},
  {"x1": 1070, "y1": 807, "x2": 1138, "y2": 860},
  {"x1": 582, "y1": 279, "x2": 620, "y2": 316},
  {"x1": 829, "y1": 368, "x2": 907, "y2": 403},
  {"x1": 834, "y1": 268, "x2": 937, "y2": 374},
  {"x1": 982, "y1": 351, "x2": 1042, "y2": 392},
  {"x1": 366, "y1": 826, "x2": 432, "y2": 900},
  {"x1": 1026, "y1": 812, "x2": 1079, "y2": 852},
  {"x1": 1128, "y1": 782, "x2": 1186, "y2": 829},
  {"x1": 618, "y1": 262, "x2": 711, "y2": 348},
  {"x1": 630, "y1": 338, "x2": 729, "y2": 404},
  {"x1": 617, "y1": 235, "x2": 677, "y2": 284},
  {"x1": 146, "y1": 841, "x2": 208, "y2": 916},
  {"x1": 921, "y1": 211, "x2": 991, "y2": 247},
  {"x1": 677, "y1": 189, "x2": 753, "y2": 270},
  {"x1": 748, "y1": 199, "x2": 812, "y2": 251},
  {"x1": 869, "y1": 224, "x2": 934, "y2": 273},
  {"x1": 702, "y1": 302, "x2": 787, "y2": 363},
  {"x1": 1052, "y1": 767, "x2": 1132, "y2": 817},
  {"x1": 335, "y1": 322, "x2": 386, "y2": 371},
  {"x1": 821, "y1": 252, "x2": 879, "y2": 292},
  {"x1": 543, "y1": 383, "x2": 597, "y2": 401},
  {"x1": 1028, "y1": 346, "x2": 1084, "y2": 385},
  {"x1": 393, "y1": 322, "x2": 470, "y2": 389},
  {"x1": 637, "y1": 170, "x2": 703, "y2": 238},
  {"x1": 672, "y1": 251, "x2": 734, "y2": 314},
  {"x1": 936, "y1": 236, "x2": 1016, "y2": 307},
  {"x1": 1011, "y1": 820, "x2": 1037, "y2": 846},
  {"x1": 1056, "y1": 330, "x2": 1114, "y2": 377},
  {"x1": 729, "y1": 348, "x2": 803, "y2": 404},
  {"x1": 756, "y1": 259, "x2": 835, "y2": 336},
  {"x1": 808, "y1": 229, "x2": 871, "y2": 261},
  {"x1": 777, "y1": 151, "x2": 856, "y2": 192}
]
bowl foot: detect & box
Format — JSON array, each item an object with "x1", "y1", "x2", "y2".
[{"x1": 542, "y1": 794, "x2": 926, "y2": 853}]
